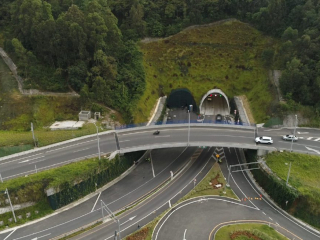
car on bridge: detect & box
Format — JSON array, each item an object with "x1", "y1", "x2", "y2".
[
  {"x1": 255, "y1": 136, "x2": 273, "y2": 144},
  {"x1": 282, "y1": 135, "x2": 298, "y2": 141}
]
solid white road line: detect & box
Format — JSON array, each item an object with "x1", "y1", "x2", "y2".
[
  {"x1": 155, "y1": 135, "x2": 170, "y2": 138},
  {"x1": 33, "y1": 233, "x2": 51, "y2": 239},
  {"x1": 46, "y1": 139, "x2": 96, "y2": 153},
  {"x1": 0, "y1": 153, "x2": 45, "y2": 166},
  {"x1": 73, "y1": 148, "x2": 90, "y2": 153},
  {"x1": 5, "y1": 153, "x2": 104, "y2": 180},
  {"x1": 119, "y1": 140, "x2": 130, "y2": 143},
  {"x1": 183, "y1": 229, "x2": 187, "y2": 240},
  {"x1": 91, "y1": 192, "x2": 101, "y2": 212},
  {"x1": 4, "y1": 229, "x2": 16, "y2": 240},
  {"x1": 18, "y1": 156, "x2": 44, "y2": 164}
]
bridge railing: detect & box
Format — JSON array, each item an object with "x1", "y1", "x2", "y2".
[{"x1": 115, "y1": 120, "x2": 256, "y2": 130}]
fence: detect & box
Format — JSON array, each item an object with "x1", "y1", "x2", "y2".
[{"x1": 115, "y1": 120, "x2": 256, "y2": 130}]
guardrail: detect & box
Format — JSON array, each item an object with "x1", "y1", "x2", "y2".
[{"x1": 115, "y1": 120, "x2": 256, "y2": 130}]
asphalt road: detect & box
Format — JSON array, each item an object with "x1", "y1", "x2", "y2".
[
  {"x1": 0, "y1": 147, "x2": 200, "y2": 240},
  {"x1": 2, "y1": 125, "x2": 320, "y2": 181},
  {"x1": 153, "y1": 147, "x2": 320, "y2": 240},
  {"x1": 68, "y1": 147, "x2": 216, "y2": 240}
]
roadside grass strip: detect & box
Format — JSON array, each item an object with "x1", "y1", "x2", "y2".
[{"x1": 213, "y1": 222, "x2": 295, "y2": 240}]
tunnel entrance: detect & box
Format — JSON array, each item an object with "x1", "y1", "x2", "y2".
[
  {"x1": 167, "y1": 88, "x2": 197, "y2": 111},
  {"x1": 199, "y1": 89, "x2": 230, "y2": 116}
]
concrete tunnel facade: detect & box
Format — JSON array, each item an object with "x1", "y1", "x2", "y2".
[{"x1": 199, "y1": 89, "x2": 230, "y2": 116}]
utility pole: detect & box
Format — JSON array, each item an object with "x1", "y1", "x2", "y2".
[
  {"x1": 101, "y1": 200, "x2": 121, "y2": 240},
  {"x1": 31, "y1": 122, "x2": 37, "y2": 147},
  {"x1": 150, "y1": 150, "x2": 155, "y2": 178},
  {"x1": 93, "y1": 122, "x2": 101, "y2": 160},
  {"x1": 5, "y1": 188, "x2": 17, "y2": 223},
  {"x1": 188, "y1": 105, "x2": 193, "y2": 146},
  {"x1": 290, "y1": 115, "x2": 298, "y2": 152}
]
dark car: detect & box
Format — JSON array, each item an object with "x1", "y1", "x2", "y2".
[{"x1": 216, "y1": 114, "x2": 223, "y2": 122}]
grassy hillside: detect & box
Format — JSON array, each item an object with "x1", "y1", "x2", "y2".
[
  {"x1": 135, "y1": 19, "x2": 277, "y2": 123},
  {"x1": 265, "y1": 151, "x2": 320, "y2": 227}
]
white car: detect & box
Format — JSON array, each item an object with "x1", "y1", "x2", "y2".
[
  {"x1": 282, "y1": 135, "x2": 298, "y2": 141},
  {"x1": 255, "y1": 136, "x2": 273, "y2": 144}
]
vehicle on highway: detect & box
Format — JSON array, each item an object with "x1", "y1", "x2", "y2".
[
  {"x1": 282, "y1": 135, "x2": 298, "y2": 141},
  {"x1": 153, "y1": 130, "x2": 160, "y2": 135},
  {"x1": 255, "y1": 136, "x2": 273, "y2": 144},
  {"x1": 215, "y1": 114, "x2": 223, "y2": 122}
]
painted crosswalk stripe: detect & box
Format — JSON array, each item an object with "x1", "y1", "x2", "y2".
[
  {"x1": 314, "y1": 138, "x2": 320, "y2": 141},
  {"x1": 307, "y1": 137, "x2": 313, "y2": 140}
]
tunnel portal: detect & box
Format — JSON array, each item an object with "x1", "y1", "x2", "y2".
[{"x1": 199, "y1": 89, "x2": 230, "y2": 116}]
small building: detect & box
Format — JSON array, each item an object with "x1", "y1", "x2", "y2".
[{"x1": 79, "y1": 111, "x2": 91, "y2": 121}]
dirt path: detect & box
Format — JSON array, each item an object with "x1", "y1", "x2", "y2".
[{"x1": 0, "y1": 47, "x2": 79, "y2": 97}]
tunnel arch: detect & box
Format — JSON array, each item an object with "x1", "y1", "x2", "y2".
[
  {"x1": 199, "y1": 89, "x2": 230, "y2": 115},
  {"x1": 167, "y1": 88, "x2": 197, "y2": 111}
]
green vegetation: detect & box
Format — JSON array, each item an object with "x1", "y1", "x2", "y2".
[
  {"x1": 215, "y1": 223, "x2": 288, "y2": 240},
  {"x1": 180, "y1": 162, "x2": 237, "y2": 201},
  {"x1": 1, "y1": 0, "x2": 319, "y2": 125},
  {"x1": 0, "y1": 123, "x2": 104, "y2": 148},
  {"x1": 265, "y1": 152, "x2": 320, "y2": 192},
  {"x1": 0, "y1": 145, "x2": 33, "y2": 157},
  {"x1": 0, "y1": 201, "x2": 53, "y2": 229},
  {"x1": 265, "y1": 151, "x2": 320, "y2": 228},
  {"x1": 135, "y1": 20, "x2": 276, "y2": 123}
]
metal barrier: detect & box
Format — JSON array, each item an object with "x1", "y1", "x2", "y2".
[{"x1": 115, "y1": 120, "x2": 256, "y2": 130}]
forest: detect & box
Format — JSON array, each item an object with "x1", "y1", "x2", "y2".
[{"x1": 0, "y1": 0, "x2": 320, "y2": 122}]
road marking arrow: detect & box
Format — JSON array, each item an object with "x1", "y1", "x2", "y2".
[{"x1": 306, "y1": 146, "x2": 320, "y2": 154}]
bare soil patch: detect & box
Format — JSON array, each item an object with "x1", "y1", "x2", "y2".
[
  {"x1": 126, "y1": 227, "x2": 150, "y2": 240},
  {"x1": 211, "y1": 173, "x2": 223, "y2": 189},
  {"x1": 230, "y1": 230, "x2": 262, "y2": 240}
]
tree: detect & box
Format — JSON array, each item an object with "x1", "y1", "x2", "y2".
[{"x1": 282, "y1": 27, "x2": 298, "y2": 41}]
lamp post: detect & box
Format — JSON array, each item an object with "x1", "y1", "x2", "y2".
[
  {"x1": 93, "y1": 122, "x2": 101, "y2": 160},
  {"x1": 101, "y1": 200, "x2": 121, "y2": 240},
  {"x1": 188, "y1": 105, "x2": 193, "y2": 146},
  {"x1": 290, "y1": 115, "x2": 298, "y2": 152},
  {"x1": 286, "y1": 162, "x2": 292, "y2": 186}
]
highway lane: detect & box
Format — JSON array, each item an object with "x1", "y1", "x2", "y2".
[
  {"x1": 69, "y1": 147, "x2": 216, "y2": 240},
  {"x1": 0, "y1": 133, "x2": 117, "y2": 180},
  {"x1": 2, "y1": 125, "x2": 320, "y2": 181},
  {"x1": 0, "y1": 148, "x2": 197, "y2": 240},
  {"x1": 154, "y1": 147, "x2": 320, "y2": 240}
]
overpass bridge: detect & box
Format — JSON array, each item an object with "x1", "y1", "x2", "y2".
[{"x1": 1, "y1": 123, "x2": 319, "y2": 181}]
